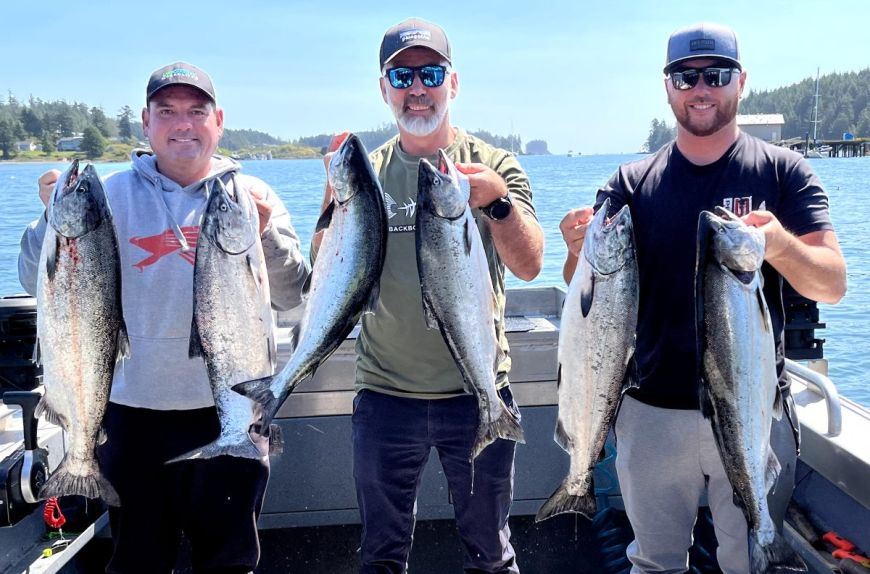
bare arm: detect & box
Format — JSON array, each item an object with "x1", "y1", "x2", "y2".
[
  {"x1": 744, "y1": 210, "x2": 847, "y2": 304},
  {"x1": 456, "y1": 162, "x2": 543, "y2": 281}
]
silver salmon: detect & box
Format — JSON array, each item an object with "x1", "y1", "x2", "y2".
[
  {"x1": 36, "y1": 160, "x2": 125, "y2": 505},
  {"x1": 415, "y1": 150, "x2": 524, "y2": 461},
  {"x1": 697, "y1": 207, "x2": 805, "y2": 573},
  {"x1": 233, "y1": 133, "x2": 386, "y2": 426},
  {"x1": 174, "y1": 177, "x2": 274, "y2": 461},
  {"x1": 537, "y1": 198, "x2": 637, "y2": 521}
]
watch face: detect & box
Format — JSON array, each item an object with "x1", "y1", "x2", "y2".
[{"x1": 489, "y1": 198, "x2": 512, "y2": 220}]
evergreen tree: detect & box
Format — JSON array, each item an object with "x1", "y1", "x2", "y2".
[
  {"x1": 117, "y1": 105, "x2": 134, "y2": 140},
  {"x1": 643, "y1": 119, "x2": 675, "y2": 152},
  {"x1": 39, "y1": 130, "x2": 54, "y2": 154},
  {"x1": 81, "y1": 125, "x2": 106, "y2": 158},
  {"x1": 90, "y1": 106, "x2": 113, "y2": 138},
  {"x1": 0, "y1": 116, "x2": 20, "y2": 159}
]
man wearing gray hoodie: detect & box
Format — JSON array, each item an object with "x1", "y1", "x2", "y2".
[{"x1": 18, "y1": 62, "x2": 310, "y2": 574}]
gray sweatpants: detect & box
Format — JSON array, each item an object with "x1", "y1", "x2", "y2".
[{"x1": 614, "y1": 394, "x2": 797, "y2": 574}]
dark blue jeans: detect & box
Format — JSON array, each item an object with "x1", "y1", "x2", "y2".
[{"x1": 352, "y1": 387, "x2": 521, "y2": 574}]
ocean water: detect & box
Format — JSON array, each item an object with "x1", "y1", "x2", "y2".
[{"x1": 1, "y1": 154, "x2": 867, "y2": 405}]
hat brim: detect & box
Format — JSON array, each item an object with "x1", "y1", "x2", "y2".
[
  {"x1": 664, "y1": 56, "x2": 741, "y2": 74},
  {"x1": 381, "y1": 46, "x2": 452, "y2": 70}
]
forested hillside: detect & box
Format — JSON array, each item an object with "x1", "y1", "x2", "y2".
[{"x1": 741, "y1": 68, "x2": 870, "y2": 139}]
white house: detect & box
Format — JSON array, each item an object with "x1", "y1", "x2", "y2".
[
  {"x1": 57, "y1": 136, "x2": 84, "y2": 151},
  {"x1": 737, "y1": 114, "x2": 785, "y2": 142}
]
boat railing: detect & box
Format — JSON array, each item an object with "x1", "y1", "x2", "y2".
[{"x1": 785, "y1": 358, "x2": 842, "y2": 436}]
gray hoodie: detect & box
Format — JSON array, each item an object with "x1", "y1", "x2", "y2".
[{"x1": 18, "y1": 151, "x2": 310, "y2": 410}]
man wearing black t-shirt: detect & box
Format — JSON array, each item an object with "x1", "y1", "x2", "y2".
[{"x1": 559, "y1": 23, "x2": 846, "y2": 573}]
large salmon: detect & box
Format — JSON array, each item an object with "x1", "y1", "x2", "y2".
[
  {"x1": 234, "y1": 133, "x2": 386, "y2": 426},
  {"x1": 36, "y1": 160, "x2": 125, "y2": 505},
  {"x1": 174, "y1": 176, "x2": 274, "y2": 461},
  {"x1": 537, "y1": 198, "x2": 637, "y2": 521},
  {"x1": 415, "y1": 150, "x2": 524, "y2": 461},
  {"x1": 697, "y1": 207, "x2": 805, "y2": 573}
]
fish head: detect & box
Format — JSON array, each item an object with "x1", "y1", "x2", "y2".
[
  {"x1": 417, "y1": 149, "x2": 469, "y2": 220},
  {"x1": 584, "y1": 198, "x2": 636, "y2": 275},
  {"x1": 48, "y1": 161, "x2": 111, "y2": 238},
  {"x1": 201, "y1": 178, "x2": 257, "y2": 255},
  {"x1": 328, "y1": 133, "x2": 372, "y2": 204},
  {"x1": 702, "y1": 209, "x2": 765, "y2": 273}
]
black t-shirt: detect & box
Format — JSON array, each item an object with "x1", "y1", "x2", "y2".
[{"x1": 596, "y1": 132, "x2": 832, "y2": 409}]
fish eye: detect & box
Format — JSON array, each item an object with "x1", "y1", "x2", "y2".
[{"x1": 219, "y1": 203, "x2": 229, "y2": 212}]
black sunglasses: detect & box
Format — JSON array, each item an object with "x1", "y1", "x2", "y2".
[
  {"x1": 385, "y1": 65, "x2": 448, "y2": 89},
  {"x1": 669, "y1": 67, "x2": 739, "y2": 91}
]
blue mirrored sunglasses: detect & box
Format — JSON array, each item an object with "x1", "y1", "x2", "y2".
[
  {"x1": 385, "y1": 65, "x2": 448, "y2": 89},
  {"x1": 669, "y1": 67, "x2": 738, "y2": 91}
]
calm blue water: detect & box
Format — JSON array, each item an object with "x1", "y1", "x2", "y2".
[{"x1": 2, "y1": 155, "x2": 867, "y2": 405}]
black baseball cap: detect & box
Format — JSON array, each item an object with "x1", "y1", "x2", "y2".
[
  {"x1": 379, "y1": 18, "x2": 451, "y2": 70},
  {"x1": 146, "y1": 62, "x2": 216, "y2": 103},
  {"x1": 664, "y1": 22, "x2": 741, "y2": 74}
]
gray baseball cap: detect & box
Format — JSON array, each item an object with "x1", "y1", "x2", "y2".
[
  {"x1": 664, "y1": 22, "x2": 741, "y2": 74},
  {"x1": 379, "y1": 18, "x2": 451, "y2": 70}
]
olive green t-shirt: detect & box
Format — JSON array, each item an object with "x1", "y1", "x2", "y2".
[{"x1": 355, "y1": 128, "x2": 537, "y2": 398}]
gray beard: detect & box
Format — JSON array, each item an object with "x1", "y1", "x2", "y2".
[{"x1": 394, "y1": 103, "x2": 448, "y2": 137}]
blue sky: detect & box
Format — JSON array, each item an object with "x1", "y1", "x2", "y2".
[{"x1": 2, "y1": 0, "x2": 867, "y2": 154}]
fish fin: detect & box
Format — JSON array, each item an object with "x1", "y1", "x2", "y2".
[
  {"x1": 288, "y1": 323, "x2": 301, "y2": 354},
  {"x1": 749, "y1": 530, "x2": 807, "y2": 573},
  {"x1": 364, "y1": 279, "x2": 381, "y2": 315},
  {"x1": 188, "y1": 319, "x2": 205, "y2": 359},
  {"x1": 580, "y1": 268, "x2": 595, "y2": 318},
  {"x1": 755, "y1": 286, "x2": 772, "y2": 333},
  {"x1": 97, "y1": 426, "x2": 108, "y2": 445},
  {"x1": 45, "y1": 235, "x2": 59, "y2": 281},
  {"x1": 554, "y1": 416, "x2": 573, "y2": 453},
  {"x1": 116, "y1": 320, "x2": 130, "y2": 361},
  {"x1": 315, "y1": 201, "x2": 335, "y2": 233},
  {"x1": 246, "y1": 253, "x2": 261, "y2": 291},
  {"x1": 35, "y1": 396, "x2": 65, "y2": 428},
  {"x1": 302, "y1": 269, "x2": 315, "y2": 298},
  {"x1": 765, "y1": 447, "x2": 781, "y2": 494},
  {"x1": 463, "y1": 218, "x2": 473, "y2": 255},
  {"x1": 556, "y1": 363, "x2": 562, "y2": 391},
  {"x1": 39, "y1": 459, "x2": 120, "y2": 507},
  {"x1": 231, "y1": 376, "x2": 281, "y2": 427},
  {"x1": 470, "y1": 402, "x2": 525, "y2": 461},
  {"x1": 535, "y1": 480, "x2": 597, "y2": 522},
  {"x1": 772, "y1": 385, "x2": 784, "y2": 421},
  {"x1": 421, "y1": 293, "x2": 440, "y2": 330},
  {"x1": 167, "y1": 436, "x2": 264, "y2": 464},
  {"x1": 699, "y1": 382, "x2": 715, "y2": 420}
]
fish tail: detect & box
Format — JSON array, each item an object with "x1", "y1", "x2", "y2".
[
  {"x1": 749, "y1": 530, "x2": 807, "y2": 573},
  {"x1": 166, "y1": 437, "x2": 264, "y2": 464},
  {"x1": 469, "y1": 405, "x2": 525, "y2": 461},
  {"x1": 535, "y1": 480, "x2": 597, "y2": 522},
  {"x1": 231, "y1": 376, "x2": 280, "y2": 424},
  {"x1": 39, "y1": 459, "x2": 120, "y2": 507}
]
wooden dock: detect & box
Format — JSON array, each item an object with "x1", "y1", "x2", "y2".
[{"x1": 779, "y1": 137, "x2": 870, "y2": 158}]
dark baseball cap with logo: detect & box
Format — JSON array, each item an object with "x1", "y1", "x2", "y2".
[
  {"x1": 379, "y1": 18, "x2": 451, "y2": 70},
  {"x1": 146, "y1": 61, "x2": 216, "y2": 103},
  {"x1": 664, "y1": 22, "x2": 741, "y2": 74}
]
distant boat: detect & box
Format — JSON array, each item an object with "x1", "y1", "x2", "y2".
[{"x1": 567, "y1": 150, "x2": 573, "y2": 157}]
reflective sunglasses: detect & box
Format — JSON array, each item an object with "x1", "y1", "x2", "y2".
[
  {"x1": 385, "y1": 65, "x2": 448, "y2": 89},
  {"x1": 669, "y1": 67, "x2": 739, "y2": 91}
]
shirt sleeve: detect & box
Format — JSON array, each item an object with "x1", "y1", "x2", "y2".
[
  {"x1": 18, "y1": 214, "x2": 48, "y2": 296},
  {"x1": 492, "y1": 152, "x2": 537, "y2": 220},
  {"x1": 250, "y1": 178, "x2": 311, "y2": 312},
  {"x1": 775, "y1": 156, "x2": 833, "y2": 237}
]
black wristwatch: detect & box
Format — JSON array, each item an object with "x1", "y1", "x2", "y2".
[{"x1": 482, "y1": 194, "x2": 513, "y2": 221}]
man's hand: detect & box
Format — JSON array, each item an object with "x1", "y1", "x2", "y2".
[
  {"x1": 455, "y1": 162, "x2": 507, "y2": 208},
  {"x1": 249, "y1": 184, "x2": 273, "y2": 236},
  {"x1": 559, "y1": 207, "x2": 594, "y2": 257},
  {"x1": 743, "y1": 210, "x2": 788, "y2": 260},
  {"x1": 38, "y1": 169, "x2": 61, "y2": 207}
]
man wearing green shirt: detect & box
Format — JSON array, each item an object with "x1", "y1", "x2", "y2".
[{"x1": 317, "y1": 17, "x2": 543, "y2": 574}]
